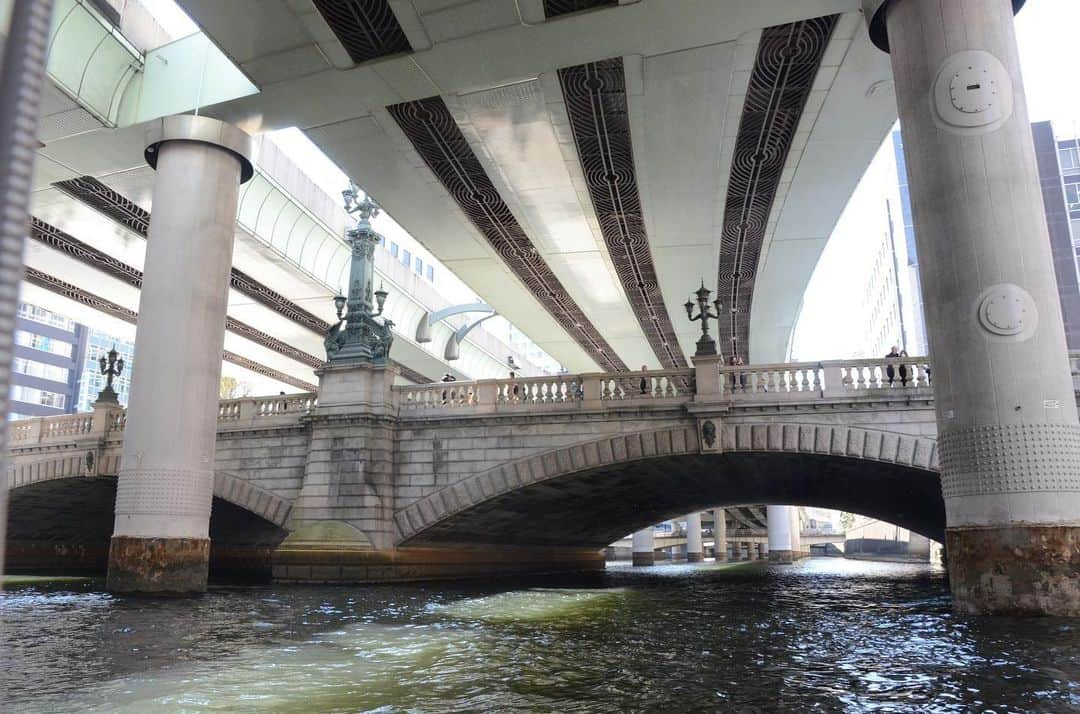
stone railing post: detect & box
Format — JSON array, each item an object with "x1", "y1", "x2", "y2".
[
  {"x1": 236, "y1": 398, "x2": 257, "y2": 426},
  {"x1": 580, "y1": 374, "x2": 603, "y2": 409},
  {"x1": 692, "y1": 355, "x2": 723, "y2": 403},
  {"x1": 473, "y1": 381, "x2": 496, "y2": 415},
  {"x1": 90, "y1": 400, "x2": 123, "y2": 440},
  {"x1": 24, "y1": 418, "x2": 43, "y2": 445},
  {"x1": 821, "y1": 362, "x2": 845, "y2": 398}
]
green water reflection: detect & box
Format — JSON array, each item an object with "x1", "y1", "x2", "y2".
[{"x1": 2, "y1": 559, "x2": 1078, "y2": 712}]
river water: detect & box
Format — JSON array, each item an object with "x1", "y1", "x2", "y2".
[{"x1": 2, "y1": 558, "x2": 1078, "y2": 712}]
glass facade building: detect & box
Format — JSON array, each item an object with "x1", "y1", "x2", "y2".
[
  {"x1": 9, "y1": 303, "x2": 89, "y2": 419},
  {"x1": 9, "y1": 302, "x2": 136, "y2": 419}
]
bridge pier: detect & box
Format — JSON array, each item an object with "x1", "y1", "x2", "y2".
[
  {"x1": 713, "y1": 508, "x2": 727, "y2": 562},
  {"x1": 767, "y1": 505, "x2": 795, "y2": 564},
  {"x1": 686, "y1": 512, "x2": 704, "y2": 562},
  {"x1": 866, "y1": 0, "x2": 1080, "y2": 614},
  {"x1": 106, "y1": 117, "x2": 252, "y2": 595},
  {"x1": 632, "y1": 528, "x2": 655, "y2": 566}
]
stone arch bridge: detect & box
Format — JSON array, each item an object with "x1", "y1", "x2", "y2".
[{"x1": 7, "y1": 355, "x2": 1040, "y2": 582}]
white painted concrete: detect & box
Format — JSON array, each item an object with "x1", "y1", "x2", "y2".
[{"x1": 113, "y1": 122, "x2": 248, "y2": 540}]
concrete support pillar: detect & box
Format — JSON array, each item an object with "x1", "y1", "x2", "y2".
[
  {"x1": 790, "y1": 507, "x2": 804, "y2": 559},
  {"x1": 631, "y1": 528, "x2": 655, "y2": 566},
  {"x1": 866, "y1": 0, "x2": 1080, "y2": 615},
  {"x1": 909, "y1": 532, "x2": 932, "y2": 560},
  {"x1": 747, "y1": 542, "x2": 759, "y2": 561},
  {"x1": 106, "y1": 116, "x2": 252, "y2": 595},
  {"x1": 712, "y1": 508, "x2": 727, "y2": 562},
  {"x1": 758, "y1": 543, "x2": 768, "y2": 560},
  {"x1": 767, "y1": 505, "x2": 795, "y2": 563},
  {"x1": 685, "y1": 512, "x2": 704, "y2": 562}
]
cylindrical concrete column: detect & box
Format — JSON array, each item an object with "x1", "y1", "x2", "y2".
[
  {"x1": 866, "y1": 0, "x2": 1080, "y2": 615},
  {"x1": 685, "y1": 512, "x2": 704, "y2": 562},
  {"x1": 790, "y1": 507, "x2": 803, "y2": 560},
  {"x1": 747, "y1": 542, "x2": 759, "y2": 561},
  {"x1": 767, "y1": 505, "x2": 794, "y2": 563},
  {"x1": 712, "y1": 508, "x2": 727, "y2": 562},
  {"x1": 107, "y1": 116, "x2": 253, "y2": 595},
  {"x1": 631, "y1": 527, "x2": 655, "y2": 566}
]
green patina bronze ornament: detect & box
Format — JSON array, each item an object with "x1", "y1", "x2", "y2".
[
  {"x1": 702, "y1": 420, "x2": 717, "y2": 448},
  {"x1": 324, "y1": 184, "x2": 395, "y2": 365}
]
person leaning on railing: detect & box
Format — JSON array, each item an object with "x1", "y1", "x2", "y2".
[{"x1": 884, "y1": 346, "x2": 908, "y2": 387}]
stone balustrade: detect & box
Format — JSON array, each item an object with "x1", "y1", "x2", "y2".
[
  {"x1": 217, "y1": 393, "x2": 316, "y2": 427},
  {"x1": 395, "y1": 368, "x2": 695, "y2": 413},
  {"x1": 8, "y1": 352, "x2": 1079, "y2": 440},
  {"x1": 8, "y1": 393, "x2": 317, "y2": 447},
  {"x1": 10, "y1": 411, "x2": 100, "y2": 446},
  {"x1": 718, "y1": 357, "x2": 932, "y2": 398}
]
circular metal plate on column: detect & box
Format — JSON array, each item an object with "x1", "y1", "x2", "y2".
[
  {"x1": 976, "y1": 283, "x2": 1038, "y2": 340},
  {"x1": 931, "y1": 50, "x2": 1014, "y2": 135}
]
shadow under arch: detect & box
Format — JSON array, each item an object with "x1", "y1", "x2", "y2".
[
  {"x1": 396, "y1": 424, "x2": 945, "y2": 549},
  {"x1": 4, "y1": 474, "x2": 291, "y2": 577}
]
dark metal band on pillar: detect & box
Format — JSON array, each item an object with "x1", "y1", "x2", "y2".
[{"x1": 862, "y1": 0, "x2": 1027, "y2": 53}]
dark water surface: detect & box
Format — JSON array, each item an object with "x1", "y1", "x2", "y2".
[{"x1": 2, "y1": 559, "x2": 1079, "y2": 712}]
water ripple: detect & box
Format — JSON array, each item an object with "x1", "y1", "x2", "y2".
[{"x1": 2, "y1": 560, "x2": 1079, "y2": 712}]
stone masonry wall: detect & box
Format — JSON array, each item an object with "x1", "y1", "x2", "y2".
[
  {"x1": 392, "y1": 409, "x2": 693, "y2": 512},
  {"x1": 214, "y1": 425, "x2": 310, "y2": 503}
]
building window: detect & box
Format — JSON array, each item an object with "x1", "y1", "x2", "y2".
[
  {"x1": 426, "y1": 265, "x2": 434, "y2": 282},
  {"x1": 1065, "y1": 182, "x2": 1080, "y2": 212},
  {"x1": 18, "y1": 303, "x2": 75, "y2": 332},
  {"x1": 10, "y1": 385, "x2": 66, "y2": 409},
  {"x1": 12, "y1": 357, "x2": 69, "y2": 383},
  {"x1": 414, "y1": 256, "x2": 423, "y2": 275},
  {"x1": 15, "y1": 330, "x2": 73, "y2": 358},
  {"x1": 1061, "y1": 146, "x2": 1080, "y2": 171},
  {"x1": 390, "y1": 242, "x2": 399, "y2": 258},
  {"x1": 402, "y1": 248, "x2": 411, "y2": 268}
]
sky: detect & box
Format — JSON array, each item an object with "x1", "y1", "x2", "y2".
[
  {"x1": 1015, "y1": 0, "x2": 1080, "y2": 128},
  {"x1": 793, "y1": 0, "x2": 1079, "y2": 362}
]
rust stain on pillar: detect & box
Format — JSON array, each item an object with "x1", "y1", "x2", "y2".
[
  {"x1": 947, "y1": 526, "x2": 1080, "y2": 616},
  {"x1": 106, "y1": 536, "x2": 210, "y2": 595}
]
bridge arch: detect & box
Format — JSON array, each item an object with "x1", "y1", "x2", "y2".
[
  {"x1": 5, "y1": 462, "x2": 293, "y2": 575},
  {"x1": 212, "y1": 472, "x2": 292, "y2": 529},
  {"x1": 7, "y1": 455, "x2": 292, "y2": 530},
  {"x1": 394, "y1": 423, "x2": 944, "y2": 548}
]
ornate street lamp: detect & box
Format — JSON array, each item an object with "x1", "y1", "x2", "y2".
[
  {"x1": 685, "y1": 280, "x2": 722, "y2": 357},
  {"x1": 324, "y1": 183, "x2": 395, "y2": 364},
  {"x1": 97, "y1": 345, "x2": 124, "y2": 403}
]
